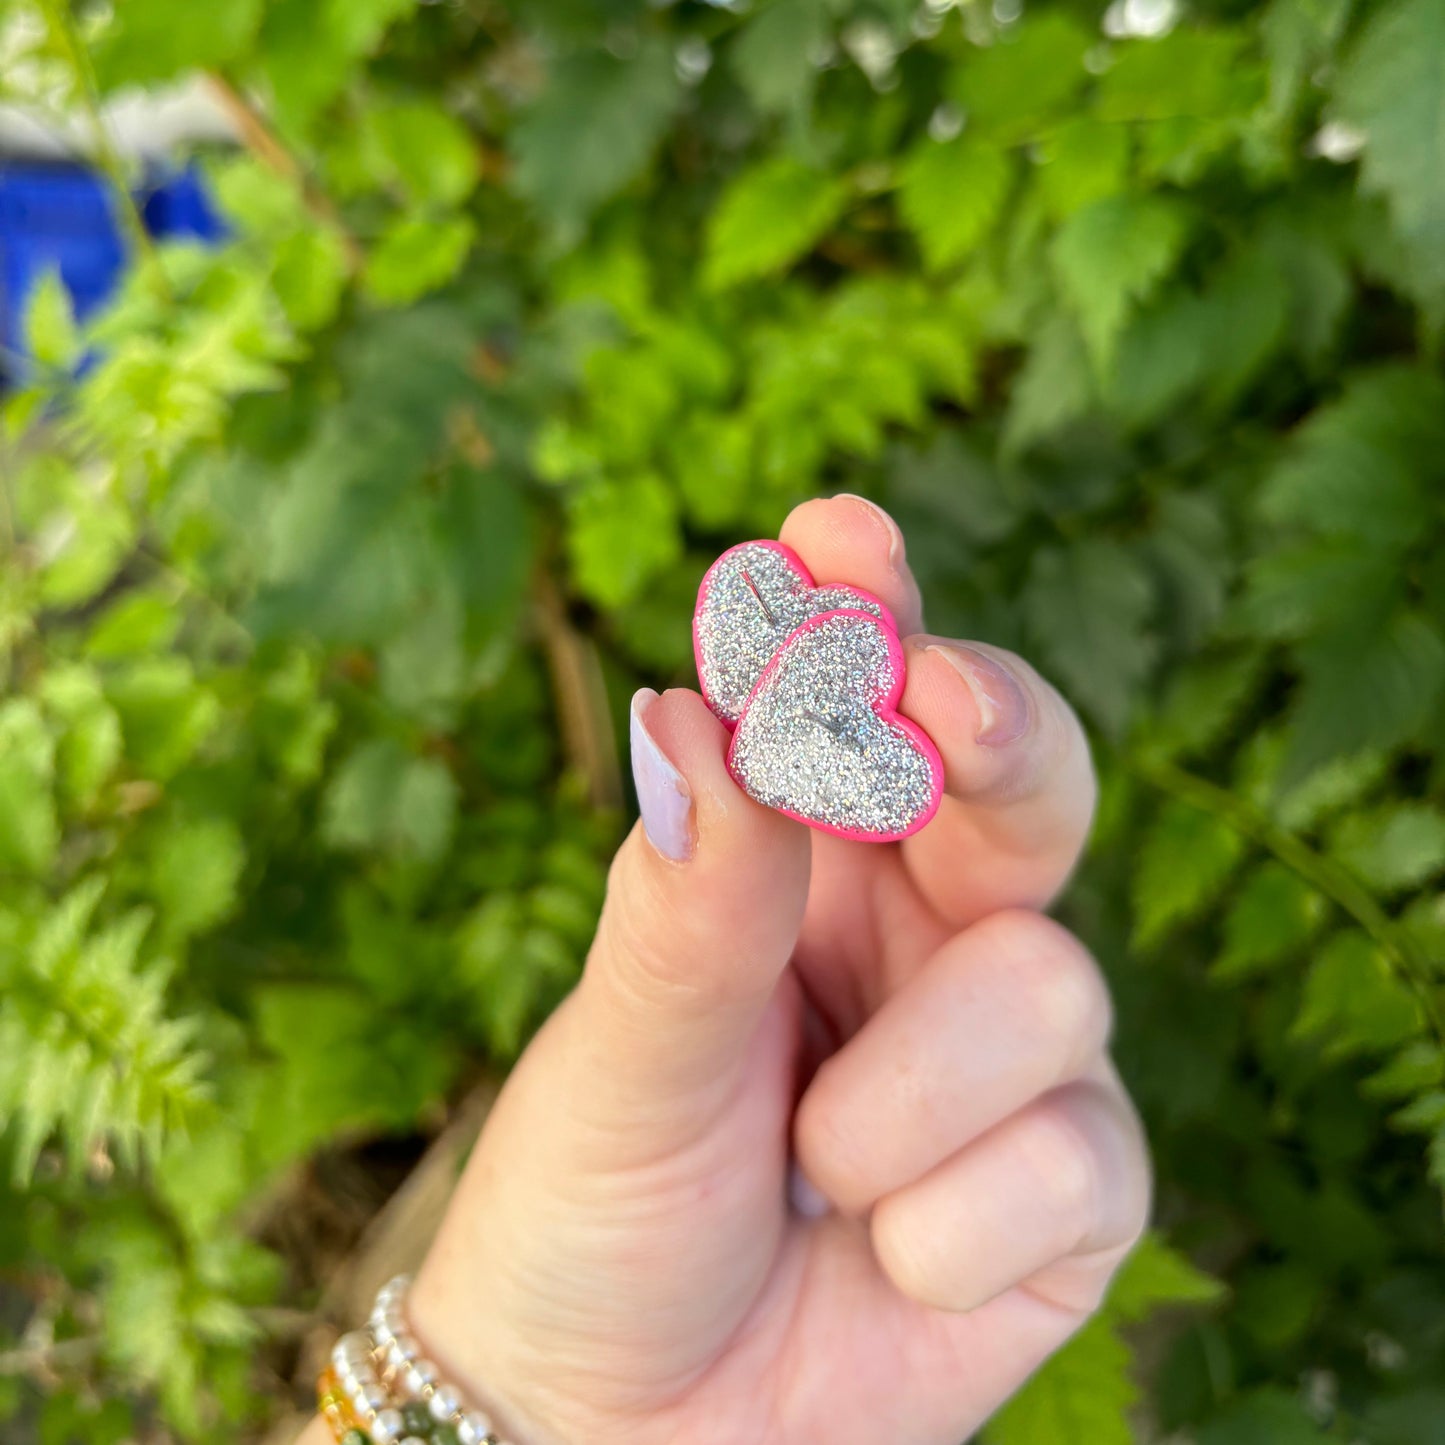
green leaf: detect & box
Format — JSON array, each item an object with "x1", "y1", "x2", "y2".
[
  {"x1": 377, "y1": 585, "x2": 466, "y2": 729},
  {"x1": 1262, "y1": 0, "x2": 1352, "y2": 117},
  {"x1": 1109, "y1": 1233, "x2": 1225, "y2": 1321},
  {"x1": 1106, "y1": 284, "x2": 1215, "y2": 427},
  {"x1": 23, "y1": 270, "x2": 80, "y2": 372},
  {"x1": 1198, "y1": 244, "x2": 1291, "y2": 407},
  {"x1": 364, "y1": 214, "x2": 475, "y2": 306},
  {"x1": 1294, "y1": 930, "x2": 1423, "y2": 1059},
  {"x1": 1330, "y1": 803, "x2": 1445, "y2": 893},
  {"x1": 256, "y1": 0, "x2": 418, "y2": 130},
  {"x1": 567, "y1": 475, "x2": 682, "y2": 609},
  {"x1": 1034, "y1": 120, "x2": 1131, "y2": 220},
  {"x1": 704, "y1": 157, "x2": 849, "y2": 290},
  {"x1": 985, "y1": 1315, "x2": 1135, "y2": 1445},
  {"x1": 1260, "y1": 366, "x2": 1445, "y2": 550},
  {"x1": 0, "y1": 880, "x2": 208, "y2": 1181},
  {"x1": 1095, "y1": 29, "x2": 1258, "y2": 123},
  {"x1": 38, "y1": 664, "x2": 123, "y2": 807},
  {"x1": 1024, "y1": 539, "x2": 1157, "y2": 735},
  {"x1": 1133, "y1": 799, "x2": 1247, "y2": 950},
  {"x1": 271, "y1": 228, "x2": 351, "y2": 332},
  {"x1": 1212, "y1": 861, "x2": 1327, "y2": 981},
  {"x1": 107, "y1": 659, "x2": 221, "y2": 782},
  {"x1": 897, "y1": 138, "x2": 1010, "y2": 272},
  {"x1": 92, "y1": 0, "x2": 263, "y2": 88},
  {"x1": 1267, "y1": 747, "x2": 1389, "y2": 833},
  {"x1": 85, "y1": 591, "x2": 182, "y2": 659},
  {"x1": 249, "y1": 983, "x2": 454, "y2": 1170},
  {"x1": 455, "y1": 891, "x2": 581, "y2": 1057},
  {"x1": 367, "y1": 101, "x2": 480, "y2": 207},
  {"x1": 951, "y1": 14, "x2": 1091, "y2": 142},
  {"x1": 1233, "y1": 1260, "x2": 1324, "y2": 1349},
  {"x1": 149, "y1": 818, "x2": 246, "y2": 939},
  {"x1": 1002, "y1": 312, "x2": 1095, "y2": 453},
  {"x1": 1256, "y1": 212, "x2": 1353, "y2": 363},
  {"x1": 1147, "y1": 651, "x2": 1263, "y2": 761},
  {"x1": 1052, "y1": 195, "x2": 1191, "y2": 370},
  {"x1": 1285, "y1": 610, "x2": 1445, "y2": 780},
  {"x1": 1196, "y1": 1388, "x2": 1332, "y2": 1445},
  {"x1": 251, "y1": 306, "x2": 477, "y2": 644},
  {"x1": 510, "y1": 42, "x2": 681, "y2": 236},
  {"x1": 0, "y1": 700, "x2": 59, "y2": 876},
  {"x1": 1333, "y1": 0, "x2": 1445, "y2": 313},
  {"x1": 1364, "y1": 1041, "x2": 1443, "y2": 1100},
  {"x1": 322, "y1": 0, "x2": 418, "y2": 57},
  {"x1": 254, "y1": 652, "x2": 339, "y2": 785},
  {"x1": 731, "y1": 0, "x2": 831, "y2": 114},
  {"x1": 1238, "y1": 542, "x2": 1398, "y2": 643},
  {"x1": 1363, "y1": 1390, "x2": 1445, "y2": 1445},
  {"x1": 321, "y1": 740, "x2": 458, "y2": 864}
]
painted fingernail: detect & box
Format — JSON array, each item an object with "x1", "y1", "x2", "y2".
[
  {"x1": 925, "y1": 642, "x2": 1032, "y2": 747},
  {"x1": 630, "y1": 688, "x2": 693, "y2": 862},
  {"x1": 788, "y1": 1161, "x2": 832, "y2": 1219},
  {"x1": 833, "y1": 492, "x2": 906, "y2": 570}
]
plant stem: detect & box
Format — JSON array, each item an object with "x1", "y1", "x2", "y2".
[
  {"x1": 205, "y1": 73, "x2": 366, "y2": 273},
  {"x1": 1136, "y1": 754, "x2": 1445, "y2": 1043},
  {"x1": 35, "y1": 0, "x2": 171, "y2": 300}
]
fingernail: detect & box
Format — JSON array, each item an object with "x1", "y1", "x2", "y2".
[
  {"x1": 630, "y1": 688, "x2": 693, "y2": 862},
  {"x1": 788, "y1": 1161, "x2": 831, "y2": 1219},
  {"x1": 925, "y1": 642, "x2": 1032, "y2": 747},
  {"x1": 833, "y1": 492, "x2": 905, "y2": 570}
]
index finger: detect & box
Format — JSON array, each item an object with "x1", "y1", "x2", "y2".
[
  {"x1": 778, "y1": 496, "x2": 1095, "y2": 929},
  {"x1": 897, "y1": 634, "x2": 1096, "y2": 927}
]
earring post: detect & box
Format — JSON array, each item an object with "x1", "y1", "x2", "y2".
[{"x1": 740, "y1": 569, "x2": 778, "y2": 625}]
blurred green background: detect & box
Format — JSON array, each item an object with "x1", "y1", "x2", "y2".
[{"x1": 3, "y1": 0, "x2": 1445, "y2": 1440}]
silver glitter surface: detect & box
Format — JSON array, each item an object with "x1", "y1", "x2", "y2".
[
  {"x1": 728, "y1": 610, "x2": 939, "y2": 841},
  {"x1": 694, "y1": 541, "x2": 884, "y2": 725}
]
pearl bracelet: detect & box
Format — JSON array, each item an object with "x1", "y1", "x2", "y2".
[{"x1": 319, "y1": 1274, "x2": 515, "y2": 1445}]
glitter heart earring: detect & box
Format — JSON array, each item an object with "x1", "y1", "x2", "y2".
[
  {"x1": 692, "y1": 538, "x2": 942, "y2": 842},
  {"x1": 692, "y1": 540, "x2": 893, "y2": 727},
  {"x1": 725, "y1": 607, "x2": 943, "y2": 842}
]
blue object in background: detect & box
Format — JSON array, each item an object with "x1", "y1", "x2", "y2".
[{"x1": 0, "y1": 160, "x2": 225, "y2": 382}]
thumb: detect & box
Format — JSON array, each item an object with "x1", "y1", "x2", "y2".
[{"x1": 566, "y1": 687, "x2": 811, "y2": 1146}]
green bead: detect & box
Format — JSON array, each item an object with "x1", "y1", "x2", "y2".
[
  {"x1": 431, "y1": 1427, "x2": 461, "y2": 1445},
  {"x1": 400, "y1": 1402, "x2": 432, "y2": 1436},
  {"x1": 340, "y1": 1431, "x2": 371, "y2": 1445}
]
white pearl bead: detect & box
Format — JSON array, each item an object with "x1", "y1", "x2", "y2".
[
  {"x1": 360, "y1": 1382, "x2": 389, "y2": 1413},
  {"x1": 458, "y1": 1409, "x2": 493, "y2": 1445},
  {"x1": 399, "y1": 1438, "x2": 429, "y2": 1445},
  {"x1": 372, "y1": 1407, "x2": 405, "y2": 1445},
  {"x1": 403, "y1": 1358, "x2": 440, "y2": 1396},
  {"x1": 372, "y1": 1315, "x2": 396, "y2": 1348},
  {"x1": 429, "y1": 1384, "x2": 463, "y2": 1421},
  {"x1": 390, "y1": 1331, "x2": 420, "y2": 1366},
  {"x1": 378, "y1": 1273, "x2": 410, "y2": 1304}
]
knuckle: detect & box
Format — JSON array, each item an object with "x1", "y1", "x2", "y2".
[
  {"x1": 1016, "y1": 1102, "x2": 1100, "y2": 1239},
  {"x1": 594, "y1": 850, "x2": 698, "y2": 1004},
  {"x1": 982, "y1": 911, "x2": 1113, "y2": 1067}
]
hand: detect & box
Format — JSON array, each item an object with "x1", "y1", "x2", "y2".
[{"x1": 405, "y1": 497, "x2": 1150, "y2": 1444}]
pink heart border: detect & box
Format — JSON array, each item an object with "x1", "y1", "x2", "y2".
[
  {"x1": 725, "y1": 606, "x2": 944, "y2": 844},
  {"x1": 692, "y1": 540, "x2": 895, "y2": 729}
]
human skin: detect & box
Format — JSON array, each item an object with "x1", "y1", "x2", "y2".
[{"x1": 298, "y1": 495, "x2": 1150, "y2": 1445}]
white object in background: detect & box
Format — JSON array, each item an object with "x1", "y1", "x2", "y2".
[{"x1": 0, "y1": 73, "x2": 237, "y2": 160}]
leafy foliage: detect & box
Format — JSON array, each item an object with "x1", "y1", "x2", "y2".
[{"x1": 2, "y1": 0, "x2": 1444, "y2": 1441}]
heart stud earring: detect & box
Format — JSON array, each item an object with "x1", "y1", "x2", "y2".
[
  {"x1": 692, "y1": 540, "x2": 942, "y2": 843},
  {"x1": 693, "y1": 540, "x2": 892, "y2": 727}
]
